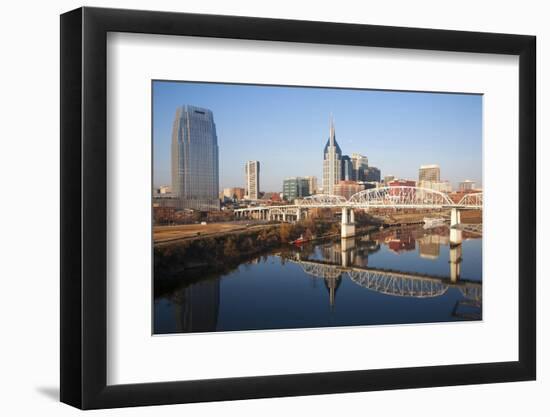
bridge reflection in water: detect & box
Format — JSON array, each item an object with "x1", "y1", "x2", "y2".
[
  {"x1": 290, "y1": 240, "x2": 480, "y2": 307},
  {"x1": 289, "y1": 224, "x2": 481, "y2": 315},
  {"x1": 154, "y1": 225, "x2": 482, "y2": 334}
]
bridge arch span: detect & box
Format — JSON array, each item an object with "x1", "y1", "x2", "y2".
[
  {"x1": 348, "y1": 186, "x2": 454, "y2": 208},
  {"x1": 347, "y1": 270, "x2": 449, "y2": 298},
  {"x1": 457, "y1": 192, "x2": 483, "y2": 208},
  {"x1": 296, "y1": 194, "x2": 348, "y2": 207}
]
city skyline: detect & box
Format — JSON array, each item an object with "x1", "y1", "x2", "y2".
[{"x1": 153, "y1": 81, "x2": 482, "y2": 192}]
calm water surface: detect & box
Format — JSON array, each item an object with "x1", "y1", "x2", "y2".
[{"x1": 154, "y1": 225, "x2": 482, "y2": 334}]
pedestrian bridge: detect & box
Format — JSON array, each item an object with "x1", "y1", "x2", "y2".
[
  {"x1": 234, "y1": 187, "x2": 482, "y2": 239},
  {"x1": 297, "y1": 186, "x2": 482, "y2": 209},
  {"x1": 234, "y1": 187, "x2": 482, "y2": 220}
]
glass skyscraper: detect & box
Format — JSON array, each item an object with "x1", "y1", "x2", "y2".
[
  {"x1": 283, "y1": 177, "x2": 310, "y2": 202},
  {"x1": 171, "y1": 105, "x2": 220, "y2": 211},
  {"x1": 351, "y1": 153, "x2": 369, "y2": 181},
  {"x1": 341, "y1": 155, "x2": 353, "y2": 181}
]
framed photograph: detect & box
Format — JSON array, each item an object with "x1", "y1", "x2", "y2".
[{"x1": 60, "y1": 6, "x2": 536, "y2": 409}]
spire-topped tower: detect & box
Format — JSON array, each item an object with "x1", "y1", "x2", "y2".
[
  {"x1": 329, "y1": 114, "x2": 335, "y2": 146},
  {"x1": 322, "y1": 115, "x2": 342, "y2": 195}
]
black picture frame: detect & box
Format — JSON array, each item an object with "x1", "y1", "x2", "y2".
[{"x1": 60, "y1": 6, "x2": 536, "y2": 410}]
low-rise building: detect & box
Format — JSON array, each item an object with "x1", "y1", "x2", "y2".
[
  {"x1": 333, "y1": 180, "x2": 365, "y2": 200},
  {"x1": 418, "y1": 180, "x2": 452, "y2": 193}
]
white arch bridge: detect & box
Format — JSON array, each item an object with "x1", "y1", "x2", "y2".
[
  {"x1": 288, "y1": 257, "x2": 482, "y2": 302},
  {"x1": 297, "y1": 187, "x2": 481, "y2": 209},
  {"x1": 234, "y1": 186, "x2": 483, "y2": 221},
  {"x1": 234, "y1": 187, "x2": 482, "y2": 238}
]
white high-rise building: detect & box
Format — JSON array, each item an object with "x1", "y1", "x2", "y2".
[
  {"x1": 245, "y1": 160, "x2": 260, "y2": 200},
  {"x1": 322, "y1": 117, "x2": 342, "y2": 195}
]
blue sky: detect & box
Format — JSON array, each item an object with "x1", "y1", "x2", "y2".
[{"x1": 153, "y1": 81, "x2": 482, "y2": 192}]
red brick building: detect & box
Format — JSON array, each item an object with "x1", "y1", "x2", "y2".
[{"x1": 333, "y1": 180, "x2": 365, "y2": 200}]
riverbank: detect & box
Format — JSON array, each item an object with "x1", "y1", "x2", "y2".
[
  {"x1": 380, "y1": 209, "x2": 482, "y2": 226},
  {"x1": 154, "y1": 221, "x2": 276, "y2": 246},
  {"x1": 155, "y1": 217, "x2": 380, "y2": 276},
  {"x1": 155, "y1": 218, "x2": 341, "y2": 278}
]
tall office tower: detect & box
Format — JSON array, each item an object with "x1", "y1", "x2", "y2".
[
  {"x1": 322, "y1": 117, "x2": 342, "y2": 195},
  {"x1": 351, "y1": 153, "x2": 369, "y2": 181},
  {"x1": 304, "y1": 176, "x2": 318, "y2": 195},
  {"x1": 171, "y1": 105, "x2": 219, "y2": 211},
  {"x1": 419, "y1": 164, "x2": 441, "y2": 183},
  {"x1": 341, "y1": 155, "x2": 353, "y2": 181},
  {"x1": 245, "y1": 160, "x2": 260, "y2": 200}
]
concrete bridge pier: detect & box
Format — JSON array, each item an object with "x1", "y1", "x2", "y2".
[
  {"x1": 448, "y1": 207, "x2": 463, "y2": 283},
  {"x1": 450, "y1": 207, "x2": 461, "y2": 227},
  {"x1": 450, "y1": 207, "x2": 463, "y2": 246},
  {"x1": 449, "y1": 244, "x2": 462, "y2": 283},
  {"x1": 340, "y1": 237, "x2": 356, "y2": 268},
  {"x1": 341, "y1": 207, "x2": 356, "y2": 238}
]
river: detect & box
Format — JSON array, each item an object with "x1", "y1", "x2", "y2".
[{"x1": 154, "y1": 224, "x2": 482, "y2": 334}]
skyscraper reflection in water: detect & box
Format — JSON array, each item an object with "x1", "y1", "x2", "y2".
[{"x1": 172, "y1": 279, "x2": 220, "y2": 333}]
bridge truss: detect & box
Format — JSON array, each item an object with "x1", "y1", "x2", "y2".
[
  {"x1": 234, "y1": 187, "x2": 483, "y2": 218},
  {"x1": 457, "y1": 192, "x2": 483, "y2": 209},
  {"x1": 347, "y1": 270, "x2": 449, "y2": 298},
  {"x1": 347, "y1": 186, "x2": 454, "y2": 208},
  {"x1": 296, "y1": 187, "x2": 481, "y2": 209},
  {"x1": 290, "y1": 258, "x2": 481, "y2": 301}
]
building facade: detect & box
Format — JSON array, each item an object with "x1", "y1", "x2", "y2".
[
  {"x1": 364, "y1": 166, "x2": 381, "y2": 182},
  {"x1": 304, "y1": 176, "x2": 318, "y2": 195},
  {"x1": 418, "y1": 180, "x2": 452, "y2": 193},
  {"x1": 383, "y1": 175, "x2": 395, "y2": 184},
  {"x1": 223, "y1": 187, "x2": 245, "y2": 200},
  {"x1": 171, "y1": 105, "x2": 219, "y2": 211},
  {"x1": 389, "y1": 179, "x2": 416, "y2": 187},
  {"x1": 459, "y1": 180, "x2": 476, "y2": 191},
  {"x1": 419, "y1": 164, "x2": 441, "y2": 183},
  {"x1": 283, "y1": 177, "x2": 310, "y2": 202},
  {"x1": 322, "y1": 117, "x2": 342, "y2": 195},
  {"x1": 341, "y1": 155, "x2": 354, "y2": 181},
  {"x1": 333, "y1": 180, "x2": 365, "y2": 200},
  {"x1": 351, "y1": 153, "x2": 369, "y2": 181},
  {"x1": 245, "y1": 160, "x2": 260, "y2": 200}
]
